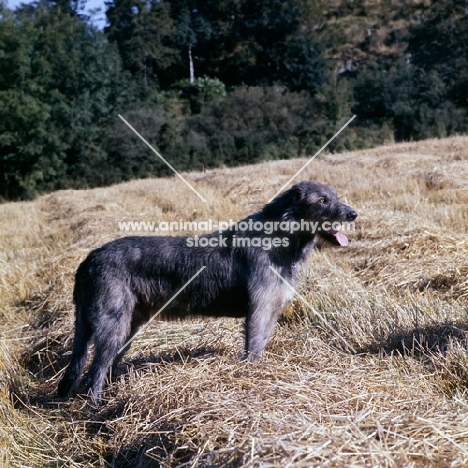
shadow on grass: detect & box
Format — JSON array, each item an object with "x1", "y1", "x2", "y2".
[
  {"x1": 97, "y1": 427, "x2": 243, "y2": 468},
  {"x1": 17, "y1": 344, "x2": 226, "y2": 408},
  {"x1": 94, "y1": 424, "x2": 243, "y2": 468},
  {"x1": 15, "y1": 343, "x2": 238, "y2": 468},
  {"x1": 358, "y1": 321, "x2": 468, "y2": 356},
  {"x1": 120, "y1": 344, "x2": 224, "y2": 370}
]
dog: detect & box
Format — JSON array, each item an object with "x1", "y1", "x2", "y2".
[{"x1": 58, "y1": 180, "x2": 357, "y2": 400}]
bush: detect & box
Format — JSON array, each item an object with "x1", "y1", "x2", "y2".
[
  {"x1": 103, "y1": 106, "x2": 174, "y2": 184},
  {"x1": 187, "y1": 86, "x2": 320, "y2": 166},
  {"x1": 0, "y1": 7, "x2": 135, "y2": 199},
  {"x1": 176, "y1": 76, "x2": 227, "y2": 114},
  {"x1": 353, "y1": 61, "x2": 468, "y2": 141}
]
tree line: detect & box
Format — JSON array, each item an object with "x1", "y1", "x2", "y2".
[{"x1": 1, "y1": 0, "x2": 467, "y2": 200}]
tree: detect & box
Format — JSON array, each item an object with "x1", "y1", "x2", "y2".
[
  {"x1": 174, "y1": 4, "x2": 213, "y2": 83},
  {"x1": 222, "y1": 0, "x2": 327, "y2": 91},
  {"x1": 0, "y1": 9, "x2": 60, "y2": 199},
  {"x1": 0, "y1": 5, "x2": 135, "y2": 199},
  {"x1": 105, "y1": 0, "x2": 328, "y2": 92},
  {"x1": 408, "y1": 0, "x2": 468, "y2": 109},
  {"x1": 105, "y1": 0, "x2": 178, "y2": 90}
]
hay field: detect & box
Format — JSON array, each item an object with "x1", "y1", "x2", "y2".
[{"x1": 1, "y1": 136, "x2": 468, "y2": 467}]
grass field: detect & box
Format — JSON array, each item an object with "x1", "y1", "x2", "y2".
[{"x1": 1, "y1": 136, "x2": 468, "y2": 467}]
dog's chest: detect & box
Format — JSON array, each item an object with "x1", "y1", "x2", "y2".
[
  {"x1": 272, "y1": 266, "x2": 297, "y2": 306},
  {"x1": 278, "y1": 276, "x2": 296, "y2": 305}
]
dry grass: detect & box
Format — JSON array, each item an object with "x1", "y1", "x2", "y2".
[{"x1": 2, "y1": 136, "x2": 468, "y2": 467}]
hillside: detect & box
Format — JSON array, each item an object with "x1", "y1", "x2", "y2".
[
  {"x1": 3, "y1": 0, "x2": 468, "y2": 200},
  {"x1": 1, "y1": 136, "x2": 468, "y2": 466}
]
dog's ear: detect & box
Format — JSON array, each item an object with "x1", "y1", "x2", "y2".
[
  {"x1": 262, "y1": 186, "x2": 301, "y2": 221},
  {"x1": 280, "y1": 200, "x2": 298, "y2": 221},
  {"x1": 280, "y1": 186, "x2": 304, "y2": 221}
]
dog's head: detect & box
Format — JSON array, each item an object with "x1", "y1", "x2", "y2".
[{"x1": 263, "y1": 180, "x2": 357, "y2": 246}]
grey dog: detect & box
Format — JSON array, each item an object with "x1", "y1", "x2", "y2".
[{"x1": 58, "y1": 180, "x2": 357, "y2": 400}]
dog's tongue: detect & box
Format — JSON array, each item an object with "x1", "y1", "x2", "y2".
[{"x1": 334, "y1": 232, "x2": 349, "y2": 247}]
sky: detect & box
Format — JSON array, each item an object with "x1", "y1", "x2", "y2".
[{"x1": 5, "y1": 0, "x2": 108, "y2": 28}]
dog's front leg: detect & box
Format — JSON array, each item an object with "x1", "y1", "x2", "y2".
[{"x1": 243, "y1": 300, "x2": 283, "y2": 362}]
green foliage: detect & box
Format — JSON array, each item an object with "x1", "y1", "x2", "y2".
[
  {"x1": 103, "y1": 106, "x2": 175, "y2": 181},
  {"x1": 105, "y1": 0, "x2": 327, "y2": 93},
  {"x1": 0, "y1": 5, "x2": 135, "y2": 199},
  {"x1": 0, "y1": 10, "x2": 63, "y2": 199},
  {"x1": 185, "y1": 86, "x2": 356, "y2": 166},
  {"x1": 188, "y1": 86, "x2": 313, "y2": 165},
  {"x1": 2, "y1": 0, "x2": 468, "y2": 200},
  {"x1": 353, "y1": 58, "x2": 468, "y2": 141},
  {"x1": 178, "y1": 76, "x2": 227, "y2": 101},
  {"x1": 105, "y1": 0, "x2": 177, "y2": 91},
  {"x1": 175, "y1": 76, "x2": 227, "y2": 114},
  {"x1": 0, "y1": 90, "x2": 58, "y2": 198},
  {"x1": 408, "y1": 0, "x2": 468, "y2": 109},
  {"x1": 105, "y1": 86, "x2": 353, "y2": 177}
]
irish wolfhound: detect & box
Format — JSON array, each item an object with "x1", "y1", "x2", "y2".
[{"x1": 58, "y1": 180, "x2": 357, "y2": 400}]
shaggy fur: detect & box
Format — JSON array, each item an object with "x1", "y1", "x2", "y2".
[{"x1": 58, "y1": 180, "x2": 357, "y2": 400}]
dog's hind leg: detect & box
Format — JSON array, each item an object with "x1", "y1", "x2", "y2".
[
  {"x1": 86, "y1": 290, "x2": 135, "y2": 403},
  {"x1": 110, "y1": 307, "x2": 150, "y2": 376},
  {"x1": 111, "y1": 324, "x2": 141, "y2": 376},
  {"x1": 57, "y1": 308, "x2": 93, "y2": 397},
  {"x1": 86, "y1": 319, "x2": 131, "y2": 403}
]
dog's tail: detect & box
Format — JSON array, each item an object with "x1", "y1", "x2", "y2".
[{"x1": 57, "y1": 306, "x2": 92, "y2": 398}]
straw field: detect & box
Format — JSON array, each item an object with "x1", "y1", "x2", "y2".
[{"x1": 1, "y1": 136, "x2": 468, "y2": 467}]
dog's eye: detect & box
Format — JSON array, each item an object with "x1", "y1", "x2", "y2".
[{"x1": 318, "y1": 197, "x2": 327, "y2": 204}]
